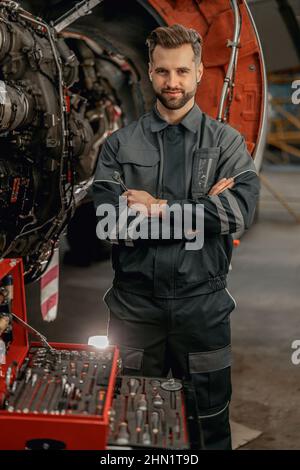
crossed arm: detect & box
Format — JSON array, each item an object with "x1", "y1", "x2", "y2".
[
  {"x1": 93, "y1": 128, "x2": 260, "y2": 240},
  {"x1": 123, "y1": 177, "x2": 235, "y2": 218}
]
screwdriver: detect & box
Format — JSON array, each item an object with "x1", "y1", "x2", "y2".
[
  {"x1": 175, "y1": 412, "x2": 181, "y2": 440},
  {"x1": 153, "y1": 393, "x2": 164, "y2": 408},
  {"x1": 112, "y1": 171, "x2": 128, "y2": 192},
  {"x1": 108, "y1": 404, "x2": 116, "y2": 433},
  {"x1": 151, "y1": 411, "x2": 160, "y2": 435},
  {"x1": 170, "y1": 391, "x2": 177, "y2": 410},
  {"x1": 142, "y1": 424, "x2": 151, "y2": 446},
  {"x1": 128, "y1": 378, "x2": 140, "y2": 410},
  {"x1": 116, "y1": 421, "x2": 130, "y2": 445},
  {"x1": 136, "y1": 408, "x2": 143, "y2": 436},
  {"x1": 137, "y1": 393, "x2": 147, "y2": 411},
  {"x1": 128, "y1": 378, "x2": 139, "y2": 398},
  {"x1": 96, "y1": 390, "x2": 106, "y2": 415}
]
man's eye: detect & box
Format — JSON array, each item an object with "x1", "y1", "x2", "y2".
[{"x1": 178, "y1": 70, "x2": 188, "y2": 74}]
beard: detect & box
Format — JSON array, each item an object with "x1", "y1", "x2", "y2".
[{"x1": 155, "y1": 86, "x2": 197, "y2": 110}]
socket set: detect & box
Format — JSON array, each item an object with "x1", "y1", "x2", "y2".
[
  {"x1": 2, "y1": 346, "x2": 113, "y2": 416},
  {"x1": 108, "y1": 376, "x2": 201, "y2": 449}
]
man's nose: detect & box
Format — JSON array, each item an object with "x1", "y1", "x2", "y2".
[{"x1": 166, "y1": 71, "x2": 179, "y2": 89}]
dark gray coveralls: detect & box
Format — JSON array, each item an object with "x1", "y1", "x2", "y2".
[{"x1": 92, "y1": 104, "x2": 260, "y2": 449}]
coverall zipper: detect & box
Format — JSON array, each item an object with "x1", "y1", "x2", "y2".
[{"x1": 157, "y1": 131, "x2": 164, "y2": 198}]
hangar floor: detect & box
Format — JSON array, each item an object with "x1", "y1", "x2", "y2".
[{"x1": 26, "y1": 164, "x2": 300, "y2": 450}]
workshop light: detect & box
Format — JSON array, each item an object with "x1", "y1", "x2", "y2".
[{"x1": 88, "y1": 335, "x2": 109, "y2": 349}]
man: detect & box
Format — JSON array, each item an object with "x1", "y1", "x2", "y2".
[{"x1": 92, "y1": 24, "x2": 260, "y2": 449}]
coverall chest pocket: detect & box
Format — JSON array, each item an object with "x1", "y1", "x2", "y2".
[
  {"x1": 191, "y1": 147, "x2": 220, "y2": 198},
  {"x1": 116, "y1": 146, "x2": 160, "y2": 193}
]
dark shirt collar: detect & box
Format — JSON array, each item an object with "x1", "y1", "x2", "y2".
[{"x1": 150, "y1": 102, "x2": 202, "y2": 134}]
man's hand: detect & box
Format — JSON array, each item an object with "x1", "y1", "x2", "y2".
[
  {"x1": 208, "y1": 178, "x2": 234, "y2": 196},
  {"x1": 122, "y1": 178, "x2": 234, "y2": 217},
  {"x1": 0, "y1": 316, "x2": 9, "y2": 336},
  {"x1": 123, "y1": 190, "x2": 167, "y2": 217}
]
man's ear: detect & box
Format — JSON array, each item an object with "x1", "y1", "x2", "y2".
[
  {"x1": 148, "y1": 62, "x2": 153, "y2": 81},
  {"x1": 197, "y1": 62, "x2": 204, "y2": 84}
]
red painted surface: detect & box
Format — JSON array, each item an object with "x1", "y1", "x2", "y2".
[{"x1": 148, "y1": 0, "x2": 264, "y2": 157}]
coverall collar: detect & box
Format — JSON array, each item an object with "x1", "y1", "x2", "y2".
[{"x1": 150, "y1": 102, "x2": 202, "y2": 134}]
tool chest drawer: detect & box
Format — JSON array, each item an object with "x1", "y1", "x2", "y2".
[
  {"x1": 0, "y1": 259, "x2": 119, "y2": 450},
  {"x1": 0, "y1": 344, "x2": 119, "y2": 450},
  {"x1": 108, "y1": 376, "x2": 203, "y2": 450}
]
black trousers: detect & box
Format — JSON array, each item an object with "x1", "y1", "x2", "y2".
[{"x1": 104, "y1": 286, "x2": 236, "y2": 450}]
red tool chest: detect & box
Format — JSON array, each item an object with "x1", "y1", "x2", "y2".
[{"x1": 0, "y1": 258, "x2": 119, "y2": 450}]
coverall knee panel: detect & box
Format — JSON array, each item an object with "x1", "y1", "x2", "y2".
[{"x1": 104, "y1": 288, "x2": 169, "y2": 377}]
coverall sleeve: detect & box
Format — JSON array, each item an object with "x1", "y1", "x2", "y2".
[
  {"x1": 92, "y1": 132, "x2": 134, "y2": 246},
  {"x1": 92, "y1": 132, "x2": 122, "y2": 207},
  {"x1": 167, "y1": 127, "x2": 260, "y2": 236},
  {"x1": 93, "y1": 130, "x2": 192, "y2": 245},
  {"x1": 92, "y1": 133, "x2": 173, "y2": 246}
]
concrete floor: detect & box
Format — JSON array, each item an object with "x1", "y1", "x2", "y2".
[
  {"x1": 25, "y1": 164, "x2": 300, "y2": 449},
  {"x1": 229, "y1": 165, "x2": 300, "y2": 449}
]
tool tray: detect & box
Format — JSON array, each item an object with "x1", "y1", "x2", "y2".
[{"x1": 108, "y1": 376, "x2": 203, "y2": 450}]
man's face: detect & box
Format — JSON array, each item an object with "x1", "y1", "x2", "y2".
[{"x1": 148, "y1": 43, "x2": 203, "y2": 110}]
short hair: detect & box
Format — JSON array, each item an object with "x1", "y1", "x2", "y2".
[{"x1": 146, "y1": 24, "x2": 203, "y2": 64}]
